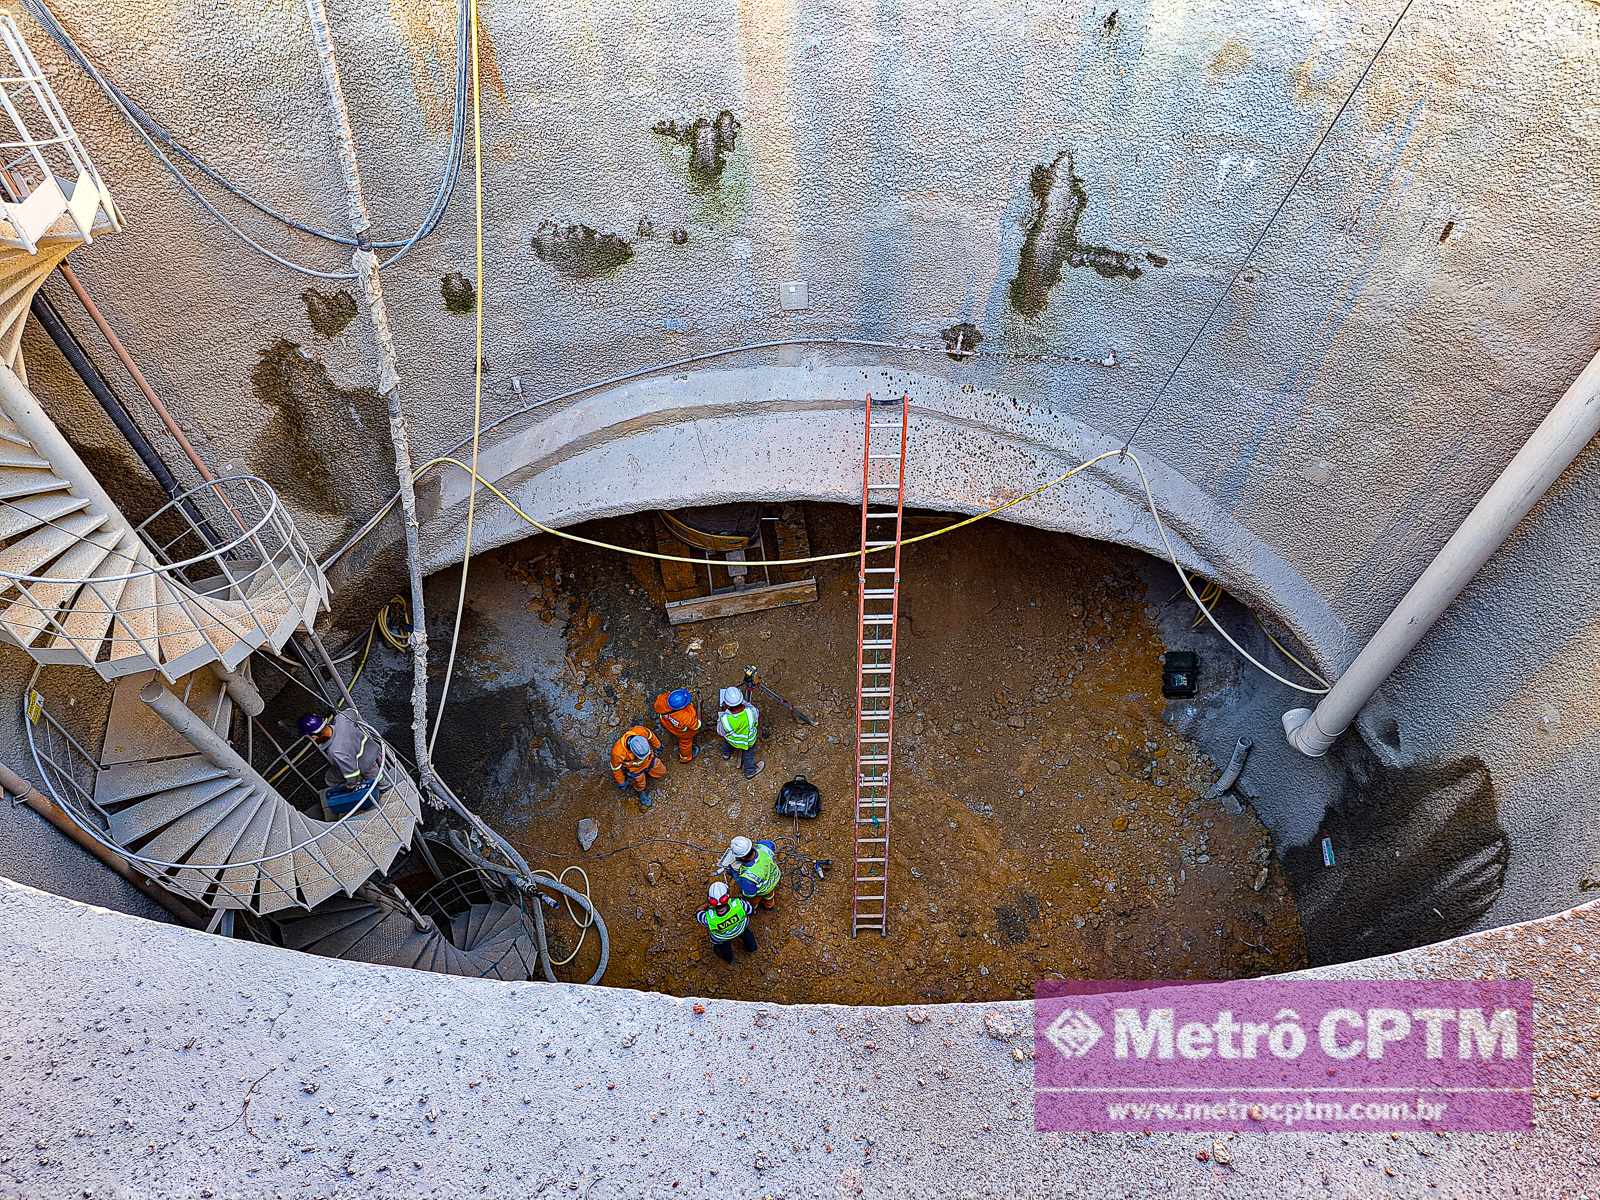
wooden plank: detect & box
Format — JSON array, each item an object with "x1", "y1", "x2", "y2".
[
  {"x1": 664, "y1": 577, "x2": 818, "y2": 626},
  {"x1": 652, "y1": 516, "x2": 704, "y2": 604}
]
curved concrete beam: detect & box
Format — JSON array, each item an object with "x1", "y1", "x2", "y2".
[{"x1": 419, "y1": 362, "x2": 1356, "y2": 672}]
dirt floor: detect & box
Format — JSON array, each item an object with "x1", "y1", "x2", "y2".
[{"x1": 380, "y1": 505, "x2": 1308, "y2": 1004}]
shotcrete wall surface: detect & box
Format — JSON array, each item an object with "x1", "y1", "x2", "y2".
[
  {"x1": 0, "y1": 0, "x2": 1593, "y2": 937},
  {"x1": 1, "y1": 878, "x2": 1596, "y2": 1198}
]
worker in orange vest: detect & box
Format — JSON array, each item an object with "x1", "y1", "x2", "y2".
[
  {"x1": 652, "y1": 687, "x2": 701, "y2": 763},
  {"x1": 610, "y1": 725, "x2": 666, "y2": 808}
]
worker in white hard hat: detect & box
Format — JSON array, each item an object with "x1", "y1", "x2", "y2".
[
  {"x1": 715, "y1": 685, "x2": 764, "y2": 779},
  {"x1": 722, "y1": 834, "x2": 781, "y2": 909},
  {"x1": 696, "y1": 880, "x2": 757, "y2": 964}
]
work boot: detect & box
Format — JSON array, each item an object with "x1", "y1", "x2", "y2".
[
  {"x1": 744, "y1": 760, "x2": 765, "y2": 780},
  {"x1": 638, "y1": 791, "x2": 653, "y2": 810}
]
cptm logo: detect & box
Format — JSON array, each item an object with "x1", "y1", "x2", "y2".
[{"x1": 1045, "y1": 1008, "x2": 1104, "y2": 1058}]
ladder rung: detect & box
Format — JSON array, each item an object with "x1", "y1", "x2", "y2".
[
  {"x1": 854, "y1": 893, "x2": 887, "y2": 901},
  {"x1": 860, "y1": 755, "x2": 890, "y2": 765},
  {"x1": 863, "y1": 588, "x2": 896, "y2": 597},
  {"x1": 862, "y1": 616, "x2": 895, "y2": 624},
  {"x1": 861, "y1": 665, "x2": 893, "y2": 674},
  {"x1": 861, "y1": 712, "x2": 891, "y2": 720},
  {"x1": 860, "y1": 734, "x2": 890, "y2": 743},
  {"x1": 862, "y1": 639, "x2": 893, "y2": 649},
  {"x1": 858, "y1": 836, "x2": 887, "y2": 843},
  {"x1": 867, "y1": 510, "x2": 900, "y2": 517},
  {"x1": 861, "y1": 687, "x2": 892, "y2": 696},
  {"x1": 857, "y1": 857, "x2": 887, "y2": 864}
]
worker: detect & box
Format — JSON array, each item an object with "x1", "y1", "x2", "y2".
[
  {"x1": 610, "y1": 725, "x2": 666, "y2": 807},
  {"x1": 723, "y1": 835, "x2": 781, "y2": 909},
  {"x1": 298, "y1": 710, "x2": 382, "y2": 816},
  {"x1": 716, "y1": 686, "x2": 764, "y2": 779},
  {"x1": 652, "y1": 687, "x2": 701, "y2": 763},
  {"x1": 697, "y1": 881, "x2": 758, "y2": 964}
]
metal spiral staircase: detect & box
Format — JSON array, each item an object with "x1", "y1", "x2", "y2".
[{"x1": 0, "y1": 13, "x2": 577, "y2": 984}]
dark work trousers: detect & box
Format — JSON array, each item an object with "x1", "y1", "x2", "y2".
[
  {"x1": 720, "y1": 742, "x2": 759, "y2": 777},
  {"x1": 712, "y1": 926, "x2": 759, "y2": 963}
]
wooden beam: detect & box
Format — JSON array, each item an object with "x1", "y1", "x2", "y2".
[{"x1": 663, "y1": 578, "x2": 818, "y2": 626}]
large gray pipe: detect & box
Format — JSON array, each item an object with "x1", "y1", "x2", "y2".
[
  {"x1": 140, "y1": 679, "x2": 274, "y2": 790},
  {"x1": 1284, "y1": 347, "x2": 1600, "y2": 756}
]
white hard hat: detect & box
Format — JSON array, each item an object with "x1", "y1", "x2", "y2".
[
  {"x1": 729, "y1": 835, "x2": 753, "y2": 859},
  {"x1": 721, "y1": 686, "x2": 743, "y2": 707},
  {"x1": 627, "y1": 734, "x2": 651, "y2": 757},
  {"x1": 708, "y1": 881, "x2": 730, "y2": 904}
]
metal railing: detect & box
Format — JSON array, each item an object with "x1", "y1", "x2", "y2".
[
  {"x1": 416, "y1": 867, "x2": 539, "y2": 978},
  {"x1": 0, "y1": 14, "x2": 117, "y2": 252},
  {"x1": 0, "y1": 476, "x2": 327, "y2": 678},
  {"x1": 22, "y1": 664, "x2": 419, "y2": 914}
]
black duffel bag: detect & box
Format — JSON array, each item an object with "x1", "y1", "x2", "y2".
[{"x1": 775, "y1": 775, "x2": 821, "y2": 820}]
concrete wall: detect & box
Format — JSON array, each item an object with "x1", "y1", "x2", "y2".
[
  {"x1": 0, "y1": 0, "x2": 1596, "y2": 939},
  {"x1": 1, "y1": 877, "x2": 1595, "y2": 1198}
]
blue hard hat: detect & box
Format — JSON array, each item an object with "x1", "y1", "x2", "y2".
[
  {"x1": 298, "y1": 713, "x2": 329, "y2": 737},
  {"x1": 667, "y1": 688, "x2": 693, "y2": 710}
]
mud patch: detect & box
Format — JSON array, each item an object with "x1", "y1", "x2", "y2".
[
  {"x1": 1288, "y1": 750, "x2": 1508, "y2": 964},
  {"x1": 249, "y1": 339, "x2": 395, "y2": 519},
  {"x1": 440, "y1": 272, "x2": 476, "y2": 314},
  {"x1": 532, "y1": 222, "x2": 633, "y2": 278},
  {"x1": 654, "y1": 109, "x2": 741, "y2": 186},
  {"x1": 300, "y1": 289, "x2": 358, "y2": 339},
  {"x1": 1010, "y1": 150, "x2": 1144, "y2": 317},
  {"x1": 941, "y1": 321, "x2": 983, "y2": 361}
]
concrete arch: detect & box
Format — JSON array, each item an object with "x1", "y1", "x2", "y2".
[{"x1": 416, "y1": 361, "x2": 1356, "y2": 673}]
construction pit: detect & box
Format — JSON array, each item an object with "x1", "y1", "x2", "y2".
[{"x1": 349, "y1": 504, "x2": 1310, "y2": 1003}]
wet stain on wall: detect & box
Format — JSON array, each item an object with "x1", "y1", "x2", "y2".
[
  {"x1": 653, "y1": 109, "x2": 741, "y2": 187},
  {"x1": 532, "y1": 222, "x2": 634, "y2": 278},
  {"x1": 249, "y1": 339, "x2": 394, "y2": 519},
  {"x1": 441, "y1": 271, "x2": 477, "y2": 314},
  {"x1": 1288, "y1": 750, "x2": 1509, "y2": 964},
  {"x1": 300, "y1": 289, "x2": 358, "y2": 339},
  {"x1": 941, "y1": 321, "x2": 984, "y2": 361},
  {"x1": 388, "y1": 0, "x2": 506, "y2": 133},
  {"x1": 1209, "y1": 37, "x2": 1252, "y2": 76},
  {"x1": 1009, "y1": 150, "x2": 1144, "y2": 317}
]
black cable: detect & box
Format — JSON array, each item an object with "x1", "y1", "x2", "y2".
[{"x1": 1119, "y1": 0, "x2": 1419, "y2": 452}]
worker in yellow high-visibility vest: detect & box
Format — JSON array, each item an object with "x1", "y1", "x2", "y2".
[{"x1": 715, "y1": 686, "x2": 764, "y2": 779}]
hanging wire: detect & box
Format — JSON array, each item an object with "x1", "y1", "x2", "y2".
[
  {"x1": 20, "y1": 0, "x2": 469, "y2": 277},
  {"x1": 1119, "y1": 0, "x2": 1419, "y2": 451}
]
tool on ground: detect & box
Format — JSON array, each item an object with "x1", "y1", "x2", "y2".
[
  {"x1": 852, "y1": 392, "x2": 908, "y2": 937},
  {"x1": 741, "y1": 665, "x2": 817, "y2": 726}
]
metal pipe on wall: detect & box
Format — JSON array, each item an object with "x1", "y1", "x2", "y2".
[
  {"x1": 0, "y1": 759, "x2": 205, "y2": 927},
  {"x1": 304, "y1": 0, "x2": 436, "y2": 802},
  {"x1": 1284, "y1": 346, "x2": 1600, "y2": 756}
]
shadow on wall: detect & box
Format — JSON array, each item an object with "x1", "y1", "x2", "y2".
[{"x1": 1288, "y1": 747, "x2": 1509, "y2": 964}]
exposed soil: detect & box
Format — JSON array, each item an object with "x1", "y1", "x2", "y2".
[{"x1": 409, "y1": 505, "x2": 1307, "y2": 1004}]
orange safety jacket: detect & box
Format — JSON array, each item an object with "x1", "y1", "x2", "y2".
[
  {"x1": 610, "y1": 725, "x2": 662, "y2": 780},
  {"x1": 652, "y1": 692, "x2": 701, "y2": 737}
]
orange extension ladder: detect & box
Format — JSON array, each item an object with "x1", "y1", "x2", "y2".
[{"x1": 851, "y1": 393, "x2": 908, "y2": 937}]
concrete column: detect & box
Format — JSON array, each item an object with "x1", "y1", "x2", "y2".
[
  {"x1": 140, "y1": 679, "x2": 274, "y2": 790},
  {"x1": 208, "y1": 661, "x2": 264, "y2": 718},
  {"x1": 1285, "y1": 347, "x2": 1600, "y2": 756}
]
